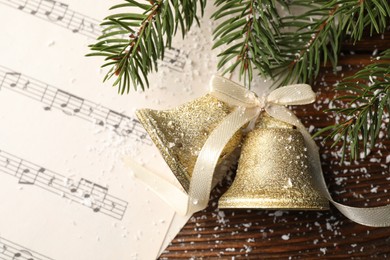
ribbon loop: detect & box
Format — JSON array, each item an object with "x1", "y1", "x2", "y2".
[
  {"x1": 210, "y1": 76, "x2": 259, "y2": 107},
  {"x1": 266, "y1": 83, "x2": 316, "y2": 105}
]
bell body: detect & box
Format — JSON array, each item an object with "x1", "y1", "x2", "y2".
[
  {"x1": 219, "y1": 114, "x2": 329, "y2": 210},
  {"x1": 136, "y1": 94, "x2": 241, "y2": 192}
]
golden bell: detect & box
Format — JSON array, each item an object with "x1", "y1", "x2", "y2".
[
  {"x1": 136, "y1": 94, "x2": 241, "y2": 192},
  {"x1": 219, "y1": 113, "x2": 329, "y2": 210}
]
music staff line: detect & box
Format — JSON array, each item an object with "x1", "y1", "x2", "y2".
[
  {"x1": 0, "y1": 149, "x2": 128, "y2": 220},
  {"x1": 0, "y1": 66, "x2": 152, "y2": 146},
  {"x1": 0, "y1": 0, "x2": 100, "y2": 38},
  {"x1": 1, "y1": 0, "x2": 189, "y2": 71},
  {"x1": 0, "y1": 236, "x2": 54, "y2": 260}
]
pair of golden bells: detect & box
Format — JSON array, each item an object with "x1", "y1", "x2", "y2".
[{"x1": 136, "y1": 92, "x2": 329, "y2": 210}]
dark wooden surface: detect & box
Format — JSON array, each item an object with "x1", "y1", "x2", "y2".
[{"x1": 159, "y1": 32, "x2": 390, "y2": 259}]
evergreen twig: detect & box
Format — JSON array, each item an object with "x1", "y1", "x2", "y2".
[
  {"x1": 87, "y1": 0, "x2": 206, "y2": 94},
  {"x1": 89, "y1": 0, "x2": 390, "y2": 91},
  {"x1": 212, "y1": 0, "x2": 390, "y2": 86},
  {"x1": 89, "y1": 0, "x2": 390, "y2": 160},
  {"x1": 315, "y1": 50, "x2": 390, "y2": 162},
  {"x1": 212, "y1": 0, "x2": 284, "y2": 86}
]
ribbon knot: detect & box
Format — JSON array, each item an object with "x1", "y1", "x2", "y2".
[
  {"x1": 247, "y1": 93, "x2": 268, "y2": 131},
  {"x1": 209, "y1": 76, "x2": 316, "y2": 134},
  {"x1": 127, "y1": 75, "x2": 390, "y2": 227},
  {"x1": 210, "y1": 75, "x2": 316, "y2": 108},
  {"x1": 254, "y1": 94, "x2": 266, "y2": 108}
]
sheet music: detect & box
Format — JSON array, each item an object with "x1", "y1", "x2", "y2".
[
  {"x1": 0, "y1": 236, "x2": 54, "y2": 260},
  {"x1": 0, "y1": 66, "x2": 151, "y2": 144},
  {"x1": 0, "y1": 0, "x2": 100, "y2": 38},
  {"x1": 0, "y1": 150, "x2": 128, "y2": 220},
  {"x1": 0, "y1": 0, "x2": 222, "y2": 259}
]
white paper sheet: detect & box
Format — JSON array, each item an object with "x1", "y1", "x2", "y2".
[
  {"x1": 0, "y1": 0, "x2": 229, "y2": 259},
  {"x1": 0, "y1": 2, "x2": 172, "y2": 259}
]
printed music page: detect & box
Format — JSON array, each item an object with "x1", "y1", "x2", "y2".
[{"x1": 0, "y1": 0, "x2": 223, "y2": 259}]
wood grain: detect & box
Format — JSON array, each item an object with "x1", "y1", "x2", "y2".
[{"x1": 159, "y1": 31, "x2": 390, "y2": 259}]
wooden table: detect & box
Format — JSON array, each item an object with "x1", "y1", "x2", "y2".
[{"x1": 160, "y1": 31, "x2": 390, "y2": 259}]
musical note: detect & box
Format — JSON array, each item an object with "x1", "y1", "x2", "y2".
[
  {"x1": 30, "y1": 0, "x2": 42, "y2": 15},
  {"x1": 17, "y1": 0, "x2": 28, "y2": 10},
  {"x1": 104, "y1": 111, "x2": 146, "y2": 137},
  {"x1": 77, "y1": 179, "x2": 108, "y2": 213},
  {"x1": 43, "y1": 0, "x2": 55, "y2": 16},
  {"x1": 0, "y1": 149, "x2": 128, "y2": 220},
  {"x1": 166, "y1": 48, "x2": 180, "y2": 63},
  {"x1": 95, "y1": 119, "x2": 105, "y2": 126},
  {"x1": 70, "y1": 17, "x2": 85, "y2": 33},
  {"x1": 43, "y1": 90, "x2": 57, "y2": 111},
  {"x1": 12, "y1": 250, "x2": 34, "y2": 260},
  {"x1": 123, "y1": 121, "x2": 136, "y2": 135},
  {"x1": 0, "y1": 72, "x2": 21, "y2": 90},
  {"x1": 18, "y1": 167, "x2": 45, "y2": 185},
  {"x1": 43, "y1": 0, "x2": 68, "y2": 21},
  {"x1": 91, "y1": 184, "x2": 108, "y2": 212},
  {"x1": 57, "y1": 90, "x2": 85, "y2": 115},
  {"x1": 0, "y1": 0, "x2": 101, "y2": 38},
  {"x1": 161, "y1": 48, "x2": 188, "y2": 72},
  {"x1": 18, "y1": 169, "x2": 35, "y2": 185},
  {"x1": 0, "y1": 66, "x2": 152, "y2": 145},
  {"x1": 66, "y1": 178, "x2": 78, "y2": 193},
  {"x1": 0, "y1": 236, "x2": 53, "y2": 260},
  {"x1": 105, "y1": 110, "x2": 125, "y2": 130}
]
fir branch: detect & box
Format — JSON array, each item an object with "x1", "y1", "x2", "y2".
[
  {"x1": 213, "y1": 0, "x2": 390, "y2": 87},
  {"x1": 340, "y1": 0, "x2": 390, "y2": 42},
  {"x1": 272, "y1": 0, "x2": 390, "y2": 85},
  {"x1": 315, "y1": 49, "x2": 390, "y2": 162},
  {"x1": 275, "y1": 1, "x2": 340, "y2": 85},
  {"x1": 212, "y1": 0, "x2": 284, "y2": 86},
  {"x1": 87, "y1": 0, "x2": 206, "y2": 94},
  {"x1": 90, "y1": 0, "x2": 390, "y2": 92}
]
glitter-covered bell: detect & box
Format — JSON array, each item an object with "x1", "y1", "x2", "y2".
[
  {"x1": 136, "y1": 94, "x2": 241, "y2": 192},
  {"x1": 218, "y1": 113, "x2": 329, "y2": 210}
]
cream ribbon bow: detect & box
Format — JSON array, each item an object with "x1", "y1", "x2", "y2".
[{"x1": 126, "y1": 75, "x2": 390, "y2": 227}]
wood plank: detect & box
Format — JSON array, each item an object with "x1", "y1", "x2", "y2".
[{"x1": 159, "y1": 31, "x2": 390, "y2": 259}]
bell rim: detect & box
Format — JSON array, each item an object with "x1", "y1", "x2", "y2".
[
  {"x1": 218, "y1": 204, "x2": 330, "y2": 211},
  {"x1": 218, "y1": 198, "x2": 330, "y2": 211}
]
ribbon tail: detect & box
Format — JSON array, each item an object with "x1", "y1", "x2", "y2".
[
  {"x1": 308, "y1": 151, "x2": 390, "y2": 226},
  {"x1": 331, "y1": 198, "x2": 390, "y2": 227},
  {"x1": 122, "y1": 157, "x2": 189, "y2": 216},
  {"x1": 266, "y1": 105, "x2": 390, "y2": 227}
]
